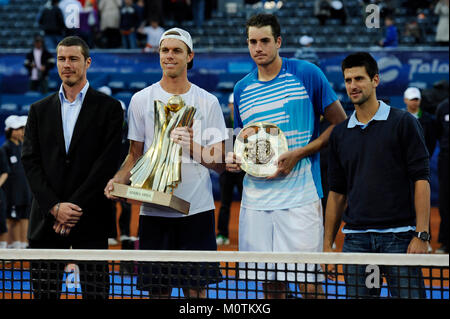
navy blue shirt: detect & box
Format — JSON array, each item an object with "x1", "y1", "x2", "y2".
[{"x1": 328, "y1": 102, "x2": 430, "y2": 230}]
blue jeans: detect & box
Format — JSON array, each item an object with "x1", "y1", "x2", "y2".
[{"x1": 342, "y1": 231, "x2": 426, "y2": 298}]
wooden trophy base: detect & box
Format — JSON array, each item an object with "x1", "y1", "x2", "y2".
[{"x1": 111, "y1": 183, "x2": 190, "y2": 215}]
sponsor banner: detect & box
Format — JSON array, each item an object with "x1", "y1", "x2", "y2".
[{"x1": 0, "y1": 50, "x2": 448, "y2": 96}]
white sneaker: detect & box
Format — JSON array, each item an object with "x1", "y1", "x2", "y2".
[
  {"x1": 108, "y1": 238, "x2": 119, "y2": 246},
  {"x1": 216, "y1": 235, "x2": 230, "y2": 245}
]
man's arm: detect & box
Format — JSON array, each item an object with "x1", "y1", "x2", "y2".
[
  {"x1": 105, "y1": 140, "x2": 144, "y2": 199},
  {"x1": 408, "y1": 179, "x2": 431, "y2": 254},
  {"x1": 323, "y1": 190, "x2": 347, "y2": 252},
  {"x1": 22, "y1": 103, "x2": 61, "y2": 214},
  {"x1": 268, "y1": 100, "x2": 347, "y2": 178},
  {"x1": 0, "y1": 173, "x2": 8, "y2": 188}
]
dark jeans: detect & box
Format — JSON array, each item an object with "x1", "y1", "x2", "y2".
[
  {"x1": 342, "y1": 231, "x2": 426, "y2": 298},
  {"x1": 29, "y1": 238, "x2": 110, "y2": 299},
  {"x1": 217, "y1": 171, "x2": 244, "y2": 238}
]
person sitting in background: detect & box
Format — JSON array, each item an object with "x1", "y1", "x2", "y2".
[
  {"x1": 139, "y1": 17, "x2": 165, "y2": 53},
  {"x1": 24, "y1": 35, "x2": 55, "y2": 94},
  {"x1": 379, "y1": 15, "x2": 398, "y2": 47},
  {"x1": 403, "y1": 17, "x2": 424, "y2": 44}
]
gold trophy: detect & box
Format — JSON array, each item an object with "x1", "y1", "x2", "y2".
[
  {"x1": 111, "y1": 95, "x2": 196, "y2": 214},
  {"x1": 234, "y1": 122, "x2": 288, "y2": 177}
]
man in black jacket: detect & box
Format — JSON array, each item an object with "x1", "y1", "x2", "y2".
[
  {"x1": 22, "y1": 36, "x2": 123, "y2": 299},
  {"x1": 24, "y1": 35, "x2": 55, "y2": 93}
]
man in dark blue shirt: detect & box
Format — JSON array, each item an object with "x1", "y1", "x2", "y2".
[{"x1": 323, "y1": 52, "x2": 430, "y2": 298}]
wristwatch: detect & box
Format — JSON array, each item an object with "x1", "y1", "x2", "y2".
[{"x1": 414, "y1": 231, "x2": 431, "y2": 242}]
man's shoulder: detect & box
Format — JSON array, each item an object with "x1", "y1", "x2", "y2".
[
  {"x1": 189, "y1": 83, "x2": 219, "y2": 102},
  {"x1": 284, "y1": 57, "x2": 318, "y2": 74},
  {"x1": 331, "y1": 117, "x2": 351, "y2": 136},
  {"x1": 131, "y1": 82, "x2": 158, "y2": 99},
  {"x1": 31, "y1": 92, "x2": 58, "y2": 109}
]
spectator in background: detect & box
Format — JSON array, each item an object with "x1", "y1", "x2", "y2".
[
  {"x1": 78, "y1": 0, "x2": 99, "y2": 48},
  {"x1": 140, "y1": 17, "x2": 165, "y2": 52},
  {"x1": 24, "y1": 35, "x2": 56, "y2": 94},
  {"x1": 2, "y1": 115, "x2": 32, "y2": 250},
  {"x1": 135, "y1": 0, "x2": 147, "y2": 47},
  {"x1": 38, "y1": 0, "x2": 66, "y2": 49},
  {"x1": 403, "y1": 17, "x2": 424, "y2": 43},
  {"x1": 98, "y1": 0, "x2": 122, "y2": 48},
  {"x1": 434, "y1": 0, "x2": 449, "y2": 45},
  {"x1": 294, "y1": 35, "x2": 320, "y2": 66},
  {"x1": 379, "y1": 15, "x2": 398, "y2": 47},
  {"x1": 435, "y1": 98, "x2": 449, "y2": 254},
  {"x1": 0, "y1": 148, "x2": 9, "y2": 250},
  {"x1": 120, "y1": 0, "x2": 140, "y2": 49},
  {"x1": 403, "y1": 87, "x2": 437, "y2": 157},
  {"x1": 59, "y1": 0, "x2": 82, "y2": 36}
]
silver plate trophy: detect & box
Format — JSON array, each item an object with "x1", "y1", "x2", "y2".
[{"x1": 234, "y1": 122, "x2": 288, "y2": 178}]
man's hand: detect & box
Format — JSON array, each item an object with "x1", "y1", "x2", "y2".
[
  {"x1": 53, "y1": 221, "x2": 71, "y2": 237},
  {"x1": 322, "y1": 243, "x2": 338, "y2": 281},
  {"x1": 407, "y1": 237, "x2": 430, "y2": 254},
  {"x1": 266, "y1": 150, "x2": 300, "y2": 179},
  {"x1": 50, "y1": 202, "x2": 83, "y2": 236},
  {"x1": 225, "y1": 152, "x2": 242, "y2": 173},
  {"x1": 104, "y1": 177, "x2": 128, "y2": 201},
  {"x1": 51, "y1": 202, "x2": 83, "y2": 226},
  {"x1": 171, "y1": 127, "x2": 193, "y2": 148}
]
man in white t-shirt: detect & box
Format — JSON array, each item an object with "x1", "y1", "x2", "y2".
[{"x1": 105, "y1": 28, "x2": 227, "y2": 298}]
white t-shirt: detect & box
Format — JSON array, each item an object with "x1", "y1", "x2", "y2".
[
  {"x1": 127, "y1": 82, "x2": 228, "y2": 218},
  {"x1": 143, "y1": 26, "x2": 165, "y2": 48}
]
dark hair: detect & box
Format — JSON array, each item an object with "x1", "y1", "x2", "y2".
[
  {"x1": 246, "y1": 13, "x2": 281, "y2": 40},
  {"x1": 56, "y1": 36, "x2": 90, "y2": 61},
  {"x1": 341, "y1": 52, "x2": 379, "y2": 79}
]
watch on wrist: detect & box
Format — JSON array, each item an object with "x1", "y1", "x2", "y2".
[{"x1": 414, "y1": 231, "x2": 431, "y2": 242}]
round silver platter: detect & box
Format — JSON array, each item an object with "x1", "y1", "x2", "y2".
[{"x1": 234, "y1": 122, "x2": 288, "y2": 178}]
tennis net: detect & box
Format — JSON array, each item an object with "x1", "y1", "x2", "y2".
[{"x1": 0, "y1": 249, "x2": 448, "y2": 300}]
